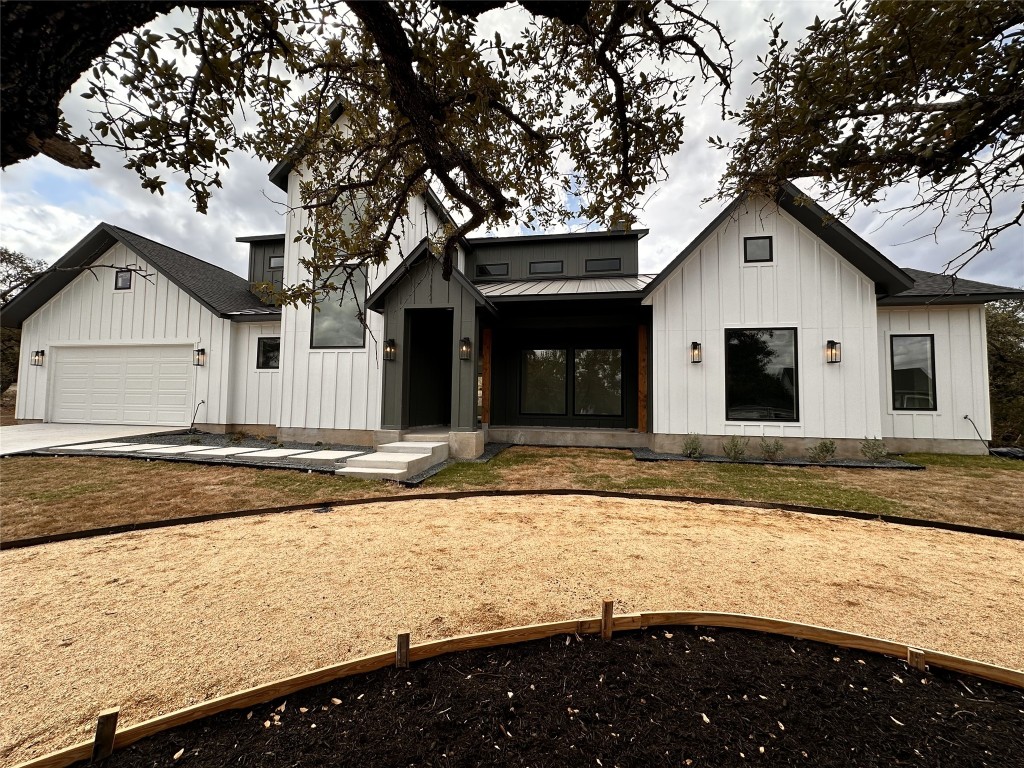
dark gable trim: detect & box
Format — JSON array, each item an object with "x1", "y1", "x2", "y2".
[
  {"x1": 268, "y1": 99, "x2": 346, "y2": 192},
  {"x1": 365, "y1": 238, "x2": 497, "y2": 316},
  {"x1": 236, "y1": 234, "x2": 286, "y2": 243}
]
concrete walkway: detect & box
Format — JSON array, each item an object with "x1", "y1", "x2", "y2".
[{"x1": 0, "y1": 423, "x2": 184, "y2": 456}]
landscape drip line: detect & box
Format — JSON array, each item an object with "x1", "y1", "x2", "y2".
[{"x1": 3, "y1": 489, "x2": 1022, "y2": 551}]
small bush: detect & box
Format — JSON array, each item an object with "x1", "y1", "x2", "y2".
[
  {"x1": 681, "y1": 433, "x2": 704, "y2": 459},
  {"x1": 723, "y1": 435, "x2": 749, "y2": 462},
  {"x1": 860, "y1": 438, "x2": 888, "y2": 461},
  {"x1": 759, "y1": 437, "x2": 785, "y2": 462},
  {"x1": 807, "y1": 439, "x2": 837, "y2": 464}
]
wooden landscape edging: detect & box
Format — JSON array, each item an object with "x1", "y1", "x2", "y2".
[
  {"x1": 12, "y1": 606, "x2": 1024, "y2": 768},
  {"x1": 4, "y1": 488, "x2": 1023, "y2": 552}
]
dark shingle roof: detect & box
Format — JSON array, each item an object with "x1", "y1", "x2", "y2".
[
  {"x1": 1, "y1": 223, "x2": 279, "y2": 328},
  {"x1": 878, "y1": 268, "x2": 1023, "y2": 306}
]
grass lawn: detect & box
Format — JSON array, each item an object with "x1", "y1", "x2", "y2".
[{"x1": 1, "y1": 447, "x2": 1021, "y2": 541}]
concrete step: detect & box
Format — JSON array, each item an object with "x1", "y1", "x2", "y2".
[
  {"x1": 376, "y1": 441, "x2": 447, "y2": 455},
  {"x1": 402, "y1": 431, "x2": 449, "y2": 442},
  {"x1": 335, "y1": 466, "x2": 408, "y2": 480},
  {"x1": 345, "y1": 451, "x2": 437, "y2": 475}
]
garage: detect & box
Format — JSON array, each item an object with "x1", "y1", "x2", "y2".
[{"x1": 50, "y1": 345, "x2": 194, "y2": 426}]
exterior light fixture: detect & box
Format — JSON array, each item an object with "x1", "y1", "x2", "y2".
[
  {"x1": 383, "y1": 338, "x2": 397, "y2": 362},
  {"x1": 459, "y1": 337, "x2": 472, "y2": 361},
  {"x1": 193, "y1": 348, "x2": 206, "y2": 367},
  {"x1": 31, "y1": 349, "x2": 45, "y2": 366},
  {"x1": 826, "y1": 340, "x2": 841, "y2": 364},
  {"x1": 690, "y1": 342, "x2": 702, "y2": 364}
]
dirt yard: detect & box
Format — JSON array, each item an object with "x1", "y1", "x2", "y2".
[{"x1": 1, "y1": 494, "x2": 1021, "y2": 765}]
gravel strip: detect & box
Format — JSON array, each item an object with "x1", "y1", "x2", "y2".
[
  {"x1": 632, "y1": 447, "x2": 923, "y2": 469},
  {"x1": 1, "y1": 494, "x2": 1021, "y2": 765}
]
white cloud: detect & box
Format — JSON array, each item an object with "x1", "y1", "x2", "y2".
[{"x1": 1, "y1": 0, "x2": 1020, "y2": 290}]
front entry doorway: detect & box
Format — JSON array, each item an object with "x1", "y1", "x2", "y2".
[{"x1": 405, "y1": 308, "x2": 454, "y2": 428}]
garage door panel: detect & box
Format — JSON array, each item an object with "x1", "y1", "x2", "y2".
[{"x1": 51, "y1": 345, "x2": 194, "y2": 426}]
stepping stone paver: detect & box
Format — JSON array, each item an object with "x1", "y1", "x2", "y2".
[
  {"x1": 186, "y1": 446, "x2": 264, "y2": 456},
  {"x1": 95, "y1": 443, "x2": 174, "y2": 452},
  {"x1": 239, "y1": 448, "x2": 312, "y2": 458},
  {"x1": 140, "y1": 445, "x2": 216, "y2": 454},
  {"x1": 50, "y1": 442, "x2": 134, "y2": 451},
  {"x1": 298, "y1": 450, "x2": 363, "y2": 461}
]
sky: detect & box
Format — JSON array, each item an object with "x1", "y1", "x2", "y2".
[{"x1": 1, "y1": 0, "x2": 1021, "y2": 290}]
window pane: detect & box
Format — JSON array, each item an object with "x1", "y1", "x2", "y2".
[
  {"x1": 529, "y1": 260, "x2": 563, "y2": 274},
  {"x1": 476, "y1": 263, "x2": 508, "y2": 277},
  {"x1": 115, "y1": 270, "x2": 132, "y2": 290},
  {"x1": 257, "y1": 337, "x2": 280, "y2": 369},
  {"x1": 521, "y1": 349, "x2": 566, "y2": 414},
  {"x1": 311, "y1": 268, "x2": 366, "y2": 347},
  {"x1": 269, "y1": 255, "x2": 284, "y2": 269},
  {"x1": 891, "y1": 335, "x2": 936, "y2": 410},
  {"x1": 726, "y1": 329, "x2": 798, "y2": 421},
  {"x1": 574, "y1": 348, "x2": 622, "y2": 415},
  {"x1": 585, "y1": 258, "x2": 621, "y2": 273},
  {"x1": 744, "y1": 237, "x2": 772, "y2": 263}
]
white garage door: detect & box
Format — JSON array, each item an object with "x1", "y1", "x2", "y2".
[{"x1": 51, "y1": 345, "x2": 194, "y2": 426}]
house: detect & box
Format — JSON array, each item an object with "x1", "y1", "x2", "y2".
[{"x1": 4, "y1": 166, "x2": 1021, "y2": 459}]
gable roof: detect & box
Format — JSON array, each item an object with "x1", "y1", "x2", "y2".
[
  {"x1": 0, "y1": 223, "x2": 279, "y2": 328},
  {"x1": 365, "y1": 238, "x2": 496, "y2": 315},
  {"x1": 878, "y1": 268, "x2": 1023, "y2": 306},
  {"x1": 642, "y1": 183, "x2": 915, "y2": 299}
]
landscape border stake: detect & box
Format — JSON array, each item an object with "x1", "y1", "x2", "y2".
[
  {"x1": 907, "y1": 647, "x2": 927, "y2": 672},
  {"x1": 601, "y1": 599, "x2": 614, "y2": 641},
  {"x1": 396, "y1": 632, "x2": 410, "y2": 669},
  {"x1": 90, "y1": 708, "x2": 119, "y2": 764}
]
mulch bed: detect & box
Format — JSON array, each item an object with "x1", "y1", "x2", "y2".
[{"x1": 87, "y1": 626, "x2": 1022, "y2": 767}]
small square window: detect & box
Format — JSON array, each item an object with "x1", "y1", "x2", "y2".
[
  {"x1": 114, "y1": 269, "x2": 132, "y2": 290},
  {"x1": 529, "y1": 260, "x2": 563, "y2": 275},
  {"x1": 744, "y1": 236, "x2": 773, "y2": 263},
  {"x1": 256, "y1": 337, "x2": 281, "y2": 369},
  {"x1": 269, "y1": 255, "x2": 284, "y2": 269}
]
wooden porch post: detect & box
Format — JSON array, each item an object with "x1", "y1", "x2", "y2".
[
  {"x1": 638, "y1": 324, "x2": 649, "y2": 432},
  {"x1": 481, "y1": 327, "x2": 493, "y2": 425}
]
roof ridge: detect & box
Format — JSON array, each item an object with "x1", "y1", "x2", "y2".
[{"x1": 104, "y1": 223, "x2": 247, "y2": 283}]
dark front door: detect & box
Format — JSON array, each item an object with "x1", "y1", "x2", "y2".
[{"x1": 406, "y1": 308, "x2": 454, "y2": 428}]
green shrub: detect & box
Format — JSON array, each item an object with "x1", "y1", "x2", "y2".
[
  {"x1": 723, "y1": 435, "x2": 749, "y2": 462},
  {"x1": 860, "y1": 438, "x2": 888, "y2": 461},
  {"x1": 807, "y1": 439, "x2": 837, "y2": 463},
  {"x1": 681, "y1": 433, "x2": 703, "y2": 459},
  {"x1": 759, "y1": 437, "x2": 785, "y2": 462}
]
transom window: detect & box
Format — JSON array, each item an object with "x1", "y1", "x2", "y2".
[
  {"x1": 743, "y1": 236, "x2": 773, "y2": 264},
  {"x1": 114, "y1": 269, "x2": 132, "y2": 290},
  {"x1": 585, "y1": 258, "x2": 621, "y2": 273},
  {"x1": 256, "y1": 337, "x2": 281, "y2": 369},
  {"x1": 891, "y1": 335, "x2": 936, "y2": 410},
  {"x1": 311, "y1": 267, "x2": 367, "y2": 348},
  {"x1": 529, "y1": 260, "x2": 563, "y2": 275},
  {"x1": 476, "y1": 263, "x2": 509, "y2": 278},
  {"x1": 725, "y1": 328, "x2": 798, "y2": 421}
]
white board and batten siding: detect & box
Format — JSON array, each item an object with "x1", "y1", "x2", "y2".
[
  {"x1": 15, "y1": 243, "x2": 232, "y2": 426},
  {"x1": 646, "y1": 200, "x2": 883, "y2": 440},
  {"x1": 276, "y1": 169, "x2": 447, "y2": 433},
  {"x1": 877, "y1": 305, "x2": 990, "y2": 441},
  {"x1": 228, "y1": 321, "x2": 282, "y2": 426}
]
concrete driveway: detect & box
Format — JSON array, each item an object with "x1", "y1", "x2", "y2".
[{"x1": 0, "y1": 423, "x2": 183, "y2": 456}]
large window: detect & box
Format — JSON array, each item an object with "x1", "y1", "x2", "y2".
[
  {"x1": 725, "y1": 328, "x2": 799, "y2": 421},
  {"x1": 574, "y1": 348, "x2": 622, "y2": 415},
  {"x1": 891, "y1": 335, "x2": 936, "y2": 410},
  {"x1": 521, "y1": 349, "x2": 567, "y2": 414},
  {"x1": 311, "y1": 268, "x2": 367, "y2": 348}
]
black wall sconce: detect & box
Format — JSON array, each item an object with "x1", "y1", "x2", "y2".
[
  {"x1": 383, "y1": 338, "x2": 397, "y2": 362},
  {"x1": 826, "y1": 340, "x2": 841, "y2": 364},
  {"x1": 30, "y1": 349, "x2": 45, "y2": 366},
  {"x1": 690, "y1": 341, "x2": 702, "y2": 364},
  {"x1": 459, "y1": 337, "x2": 472, "y2": 361},
  {"x1": 193, "y1": 348, "x2": 206, "y2": 367}
]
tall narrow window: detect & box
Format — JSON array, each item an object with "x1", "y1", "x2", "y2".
[
  {"x1": 256, "y1": 337, "x2": 281, "y2": 369},
  {"x1": 725, "y1": 328, "x2": 798, "y2": 421},
  {"x1": 521, "y1": 349, "x2": 566, "y2": 414},
  {"x1": 743, "y1": 236, "x2": 773, "y2": 263},
  {"x1": 891, "y1": 335, "x2": 936, "y2": 410},
  {"x1": 311, "y1": 267, "x2": 367, "y2": 348}
]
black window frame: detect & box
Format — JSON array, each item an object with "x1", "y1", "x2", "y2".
[
  {"x1": 743, "y1": 236, "x2": 774, "y2": 264},
  {"x1": 529, "y1": 260, "x2": 564, "y2": 275},
  {"x1": 256, "y1": 336, "x2": 281, "y2": 370},
  {"x1": 724, "y1": 327, "x2": 800, "y2": 423},
  {"x1": 572, "y1": 347, "x2": 624, "y2": 417},
  {"x1": 309, "y1": 266, "x2": 368, "y2": 349},
  {"x1": 114, "y1": 269, "x2": 133, "y2": 290},
  {"x1": 585, "y1": 257, "x2": 622, "y2": 274},
  {"x1": 890, "y1": 334, "x2": 938, "y2": 412},
  {"x1": 476, "y1": 262, "x2": 509, "y2": 278},
  {"x1": 268, "y1": 254, "x2": 284, "y2": 270},
  {"x1": 520, "y1": 348, "x2": 568, "y2": 416}
]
